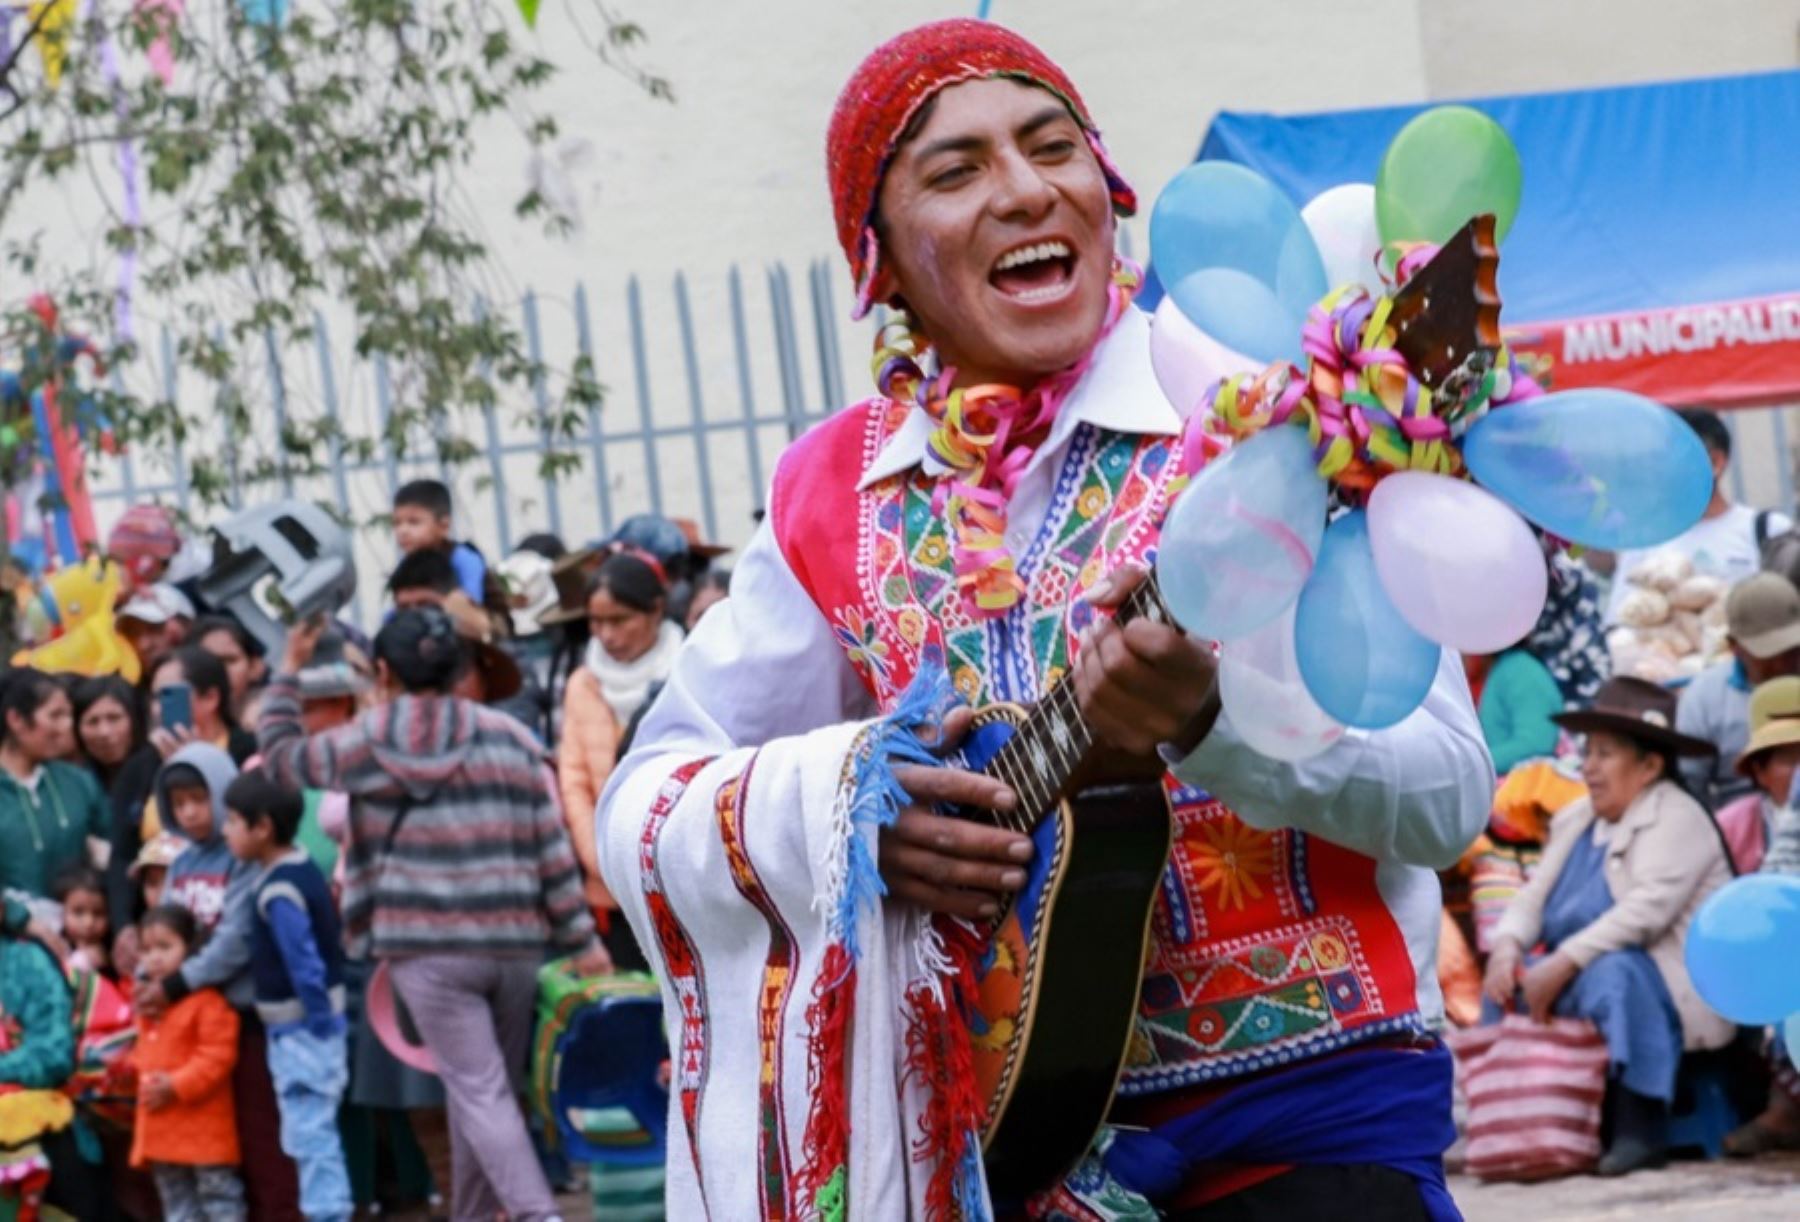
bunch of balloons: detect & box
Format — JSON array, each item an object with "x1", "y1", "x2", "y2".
[
  {"x1": 1149, "y1": 107, "x2": 1715, "y2": 752},
  {"x1": 1684, "y1": 875, "x2": 1800, "y2": 1069}
]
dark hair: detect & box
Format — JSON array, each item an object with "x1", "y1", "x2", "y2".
[
  {"x1": 158, "y1": 646, "x2": 232, "y2": 714},
  {"x1": 1679, "y1": 409, "x2": 1730, "y2": 459},
  {"x1": 161, "y1": 762, "x2": 208, "y2": 794},
  {"x1": 588, "y1": 552, "x2": 668, "y2": 615},
  {"x1": 73, "y1": 675, "x2": 143, "y2": 741},
  {"x1": 693, "y1": 568, "x2": 731, "y2": 597},
  {"x1": 224, "y1": 770, "x2": 305, "y2": 844},
  {"x1": 393, "y1": 478, "x2": 453, "y2": 519},
  {"x1": 388, "y1": 547, "x2": 459, "y2": 596},
  {"x1": 140, "y1": 903, "x2": 200, "y2": 952},
  {"x1": 517, "y1": 532, "x2": 566, "y2": 561},
  {"x1": 51, "y1": 864, "x2": 105, "y2": 903},
  {"x1": 374, "y1": 607, "x2": 465, "y2": 693},
  {"x1": 0, "y1": 667, "x2": 67, "y2": 744},
  {"x1": 194, "y1": 613, "x2": 264, "y2": 659}
]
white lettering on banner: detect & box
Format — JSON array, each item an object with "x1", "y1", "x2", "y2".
[{"x1": 1557, "y1": 298, "x2": 1800, "y2": 364}]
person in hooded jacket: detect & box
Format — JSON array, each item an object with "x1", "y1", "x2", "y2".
[
  {"x1": 258, "y1": 609, "x2": 606, "y2": 1222},
  {"x1": 131, "y1": 741, "x2": 304, "y2": 1219}
]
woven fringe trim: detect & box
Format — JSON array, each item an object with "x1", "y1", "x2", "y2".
[
  {"x1": 903, "y1": 918, "x2": 990, "y2": 1222},
  {"x1": 797, "y1": 663, "x2": 961, "y2": 1218}
]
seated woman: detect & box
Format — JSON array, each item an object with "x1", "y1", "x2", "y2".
[
  {"x1": 1720, "y1": 679, "x2": 1800, "y2": 1156},
  {"x1": 1484, "y1": 677, "x2": 1736, "y2": 1176},
  {"x1": 1714, "y1": 676, "x2": 1800, "y2": 873}
]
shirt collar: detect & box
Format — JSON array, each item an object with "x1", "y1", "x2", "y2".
[{"x1": 857, "y1": 305, "x2": 1177, "y2": 490}]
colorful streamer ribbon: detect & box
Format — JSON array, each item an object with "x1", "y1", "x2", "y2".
[
  {"x1": 872, "y1": 260, "x2": 1141, "y2": 618},
  {"x1": 1188, "y1": 249, "x2": 1537, "y2": 503}
]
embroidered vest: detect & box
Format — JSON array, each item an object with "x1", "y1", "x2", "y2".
[{"x1": 771, "y1": 399, "x2": 1427, "y2": 1093}]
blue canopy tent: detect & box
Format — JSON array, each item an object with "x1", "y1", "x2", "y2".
[{"x1": 1169, "y1": 69, "x2": 1800, "y2": 408}]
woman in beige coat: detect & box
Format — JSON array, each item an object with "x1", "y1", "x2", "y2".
[{"x1": 1485, "y1": 676, "x2": 1735, "y2": 1176}]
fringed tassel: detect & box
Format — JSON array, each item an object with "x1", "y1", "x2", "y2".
[
  {"x1": 904, "y1": 917, "x2": 991, "y2": 1222},
  {"x1": 798, "y1": 663, "x2": 961, "y2": 1218},
  {"x1": 796, "y1": 945, "x2": 856, "y2": 1219}
]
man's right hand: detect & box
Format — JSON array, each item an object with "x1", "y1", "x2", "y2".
[{"x1": 879, "y1": 708, "x2": 1032, "y2": 921}]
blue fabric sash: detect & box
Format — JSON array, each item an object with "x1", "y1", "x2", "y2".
[{"x1": 1102, "y1": 1043, "x2": 1462, "y2": 1221}]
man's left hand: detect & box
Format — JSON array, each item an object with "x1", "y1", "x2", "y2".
[
  {"x1": 135, "y1": 979, "x2": 169, "y2": 1021},
  {"x1": 281, "y1": 614, "x2": 329, "y2": 675},
  {"x1": 1073, "y1": 564, "x2": 1218, "y2": 759}
]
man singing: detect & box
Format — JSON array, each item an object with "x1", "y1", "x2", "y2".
[{"x1": 599, "y1": 19, "x2": 1491, "y2": 1220}]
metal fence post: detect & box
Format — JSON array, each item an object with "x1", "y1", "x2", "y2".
[
  {"x1": 728, "y1": 266, "x2": 767, "y2": 507},
  {"x1": 673, "y1": 272, "x2": 719, "y2": 541},
  {"x1": 626, "y1": 275, "x2": 665, "y2": 515},
  {"x1": 574, "y1": 282, "x2": 614, "y2": 535},
  {"x1": 522, "y1": 291, "x2": 564, "y2": 541}
]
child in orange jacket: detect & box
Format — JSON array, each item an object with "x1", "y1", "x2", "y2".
[{"x1": 130, "y1": 905, "x2": 244, "y2": 1219}]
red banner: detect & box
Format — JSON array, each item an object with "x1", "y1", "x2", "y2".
[{"x1": 1507, "y1": 293, "x2": 1800, "y2": 409}]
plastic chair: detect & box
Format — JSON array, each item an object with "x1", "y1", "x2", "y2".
[
  {"x1": 547, "y1": 994, "x2": 669, "y2": 1168},
  {"x1": 1666, "y1": 1061, "x2": 1738, "y2": 1160}
]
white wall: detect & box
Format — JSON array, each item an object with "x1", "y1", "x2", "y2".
[{"x1": 72, "y1": 0, "x2": 1800, "y2": 565}]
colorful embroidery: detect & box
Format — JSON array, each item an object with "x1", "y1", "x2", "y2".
[
  {"x1": 785, "y1": 394, "x2": 1427, "y2": 1102},
  {"x1": 638, "y1": 758, "x2": 713, "y2": 1195},
  {"x1": 715, "y1": 760, "x2": 799, "y2": 1222}
]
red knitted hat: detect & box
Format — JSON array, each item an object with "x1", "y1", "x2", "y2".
[{"x1": 826, "y1": 19, "x2": 1137, "y2": 319}]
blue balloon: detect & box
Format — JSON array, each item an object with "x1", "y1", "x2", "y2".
[
  {"x1": 1462, "y1": 389, "x2": 1713, "y2": 550},
  {"x1": 1784, "y1": 1012, "x2": 1800, "y2": 1073},
  {"x1": 1685, "y1": 875, "x2": 1800, "y2": 1025},
  {"x1": 1150, "y1": 163, "x2": 1328, "y2": 365},
  {"x1": 1295, "y1": 511, "x2": 1441, "y2": 729},
  {"x1": 1155, "y1": 426, "x2": 1328, "y2": 642}
]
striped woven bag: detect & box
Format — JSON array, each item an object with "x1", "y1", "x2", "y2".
[{"x1": 1448, "y1": 1014, "x2": 1609, "y2": 1181}]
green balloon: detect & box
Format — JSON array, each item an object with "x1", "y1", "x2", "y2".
[{"x1": 1376, "y1": 106, "x2": 1523, "y2": 247}]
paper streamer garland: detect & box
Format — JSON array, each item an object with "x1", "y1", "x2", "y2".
[{"x1": 1151, "y1": 109, "x2": 1714, "y2": 737}]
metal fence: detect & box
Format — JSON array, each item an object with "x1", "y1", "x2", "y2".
[
  {"x1": 86, "y1": 258, "x2": 872, "y2": 625},
  {"x1": 82, "y1": 240, "x2": 1800, "y2": 626}
]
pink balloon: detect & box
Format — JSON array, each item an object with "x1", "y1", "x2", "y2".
[
  {"x1": 1367, "y1": 472, "x2": 1548, "y2": 654},
  {"x1": 1218, "y1": 601, "x2": 1345, "y2": 762},
  {"x1": 1149, "y1": 295, "x2": 1260, "y2": 417}
]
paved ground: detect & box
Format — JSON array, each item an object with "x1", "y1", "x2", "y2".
[{"x1": 1452, "y1": 1153, "x2": 1800, "y2": 1221}]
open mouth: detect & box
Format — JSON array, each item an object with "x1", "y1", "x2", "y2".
[{"x1": 989, "y1": 239, "x2": 1077, "y2": 304}]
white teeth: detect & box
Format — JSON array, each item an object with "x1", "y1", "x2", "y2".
[{"x1": 994, "y1": 240, "x2": 1072, "y2": 272}]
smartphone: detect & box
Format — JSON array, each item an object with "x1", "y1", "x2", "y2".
[{"x1": 157, "y1": 682, "x2": 195, "y2": 734}]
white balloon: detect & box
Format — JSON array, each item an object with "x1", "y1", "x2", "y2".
[
  {"x1": 1219, "y1": 602, "x2": 1345, "y2": 762},
  {"x1": 1301, "y1": 183, "x2": 1384, "y2": 297},
  {"x1": 1149, "y1": 295, "x2": 1261, "y2": 417}
]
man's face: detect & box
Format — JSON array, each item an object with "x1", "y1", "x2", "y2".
[
  {"x1": 198, "y1": 627, "x2": 261, "y2": 710},
  {"x1": 222, "y1": 808, "x2": 264, "y2": 862},
  {"x1": 301, "y1": 694, "x2": 356, "y2": 734},
  {"x1": 168, "y1": 783, "x2": 214, "y2": 841},
  {"x1": 393, "y1": 506, "x2": 451, "y2": 554},
  {"x1": 121, "y1": 618, "x2": 175, "y2": 674},
  {"x1": 874, "y1": 77, "x2": 1116, "y2": 387},
  {"x1": 138, "y1": 921, "x2": 185, "y2": 981},
  {"x1": 62, "y1": 887, "x2": 107, "y2": 949},
  {"x1": 1738, "y1": 644, "x2": 1800, "y2": 686},
  {"x1": 393, "y1": 586, "x2": 447, "y2": 614}
]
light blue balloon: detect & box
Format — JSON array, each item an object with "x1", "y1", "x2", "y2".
[
  {"x1": 1155, "y1": 427, "x2": 1328, "y2": 642},
  {"x1": 1784, "y1": 1013, "x2": 1800, "y2": 1073},
  {"x1": 1685, "y1": 875, "x2": 1800, "y2": 1025},
  {"x1": 1463, "y1": 389, "x2": 1713, "y2": 550},
  {"x1": 1295, "y1": 510, "x2": 1441, "y2": 729},
  {"x1": 1150, "y1": 163, "x2": 1328, "y2": 366}
]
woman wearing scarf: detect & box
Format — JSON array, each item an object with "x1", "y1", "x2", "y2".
[
  {"x1": 597, "y1": 20, "x2": 1491, "y2": 1221},
  {"x1": 557, "y1": 550, "x2": 683, "y2": 929},
  {"x1": 1485, "y1": 678, "x2": 1735, "y2": 1176}
]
